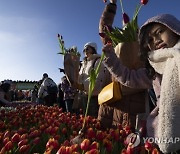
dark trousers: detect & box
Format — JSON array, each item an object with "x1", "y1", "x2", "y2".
[
  {"x1": 44, "y1": 93, "x2": 57, "y2": 107},
  {"x1": 65, "y1": 99, "x2": 73, "y2": 113},
  {"x1": 83, "y1": 95, "x2": 99, "y2": 118}
]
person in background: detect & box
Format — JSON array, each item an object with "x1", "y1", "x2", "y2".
[
  {"x1": 74, "y1": 42, "x2": 111, "y2": 118},
  {"x1": 17, "y1": 90, "x2": 25, "y2": 101},
  {"x1": 31, "y1": 85, "x2": 39, "y2": 103},
  {"x1": 0, "y1": 80, "x2": 12, "y2": 107},
  {"x1": 61, "y1": 76, "x2": 77, "y2": 113},
  {"x1": 38, "y1": 73, "x2": 58, "y2": 106},
  {"x1": 57, "y1": 82, "x2": 66, "y2": 112},
  {"x1": 102, "y1": 14, "x2": 180, "y2": 153}
]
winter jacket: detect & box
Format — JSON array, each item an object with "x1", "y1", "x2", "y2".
[
  {"x1": 79, "y1": 54, "x2": 111, "y2": 96},
  {"x1": 61, "y1": 77, "x2": 77, "y2": 101},
  {"x1": 104, "y1": 37, "x2": 180, "y2": 153},
  {"x1": 38, "y1": 77, "x2": 57, "y2": 99},
  {"x1": 98, "y1": 3, "x2": 146, "y2": 129}
]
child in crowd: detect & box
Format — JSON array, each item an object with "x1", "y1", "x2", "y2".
[{"x1": 102, "y1": 14, "x2": 180, "y2": 153}]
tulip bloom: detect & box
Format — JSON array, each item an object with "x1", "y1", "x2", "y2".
[
  {"x1": 19, "y1": 144, "x2": 30, "y2": 153},
  {"x1": 141, "y1": 0, "x2": 148, "y2": 5},
  {"x1": 144, "y1": 141, "x2": 153, "y2": 151},
  {"x1": 122, "y1": 13, "x2": 130, "y2": 25},
  {"x1": 4, "y1": 141, "x2": 13, "y2": 151},
  {"x1": 80, "y1": 139, "x2": 91, "y2": 151},
  {"x1": 11, "y1": 133, "x2": 20, "y2": 143},
  {"x1": 46, "y1": 138, "x2": 59, "y2": 150}
]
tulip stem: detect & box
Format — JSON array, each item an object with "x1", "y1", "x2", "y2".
[
  {"x1": 80, "y1": 52, "x2": 105, "y2": 134},
  {"x1": 133, "y1": 4, "x2": 142, "y2": 20},
  {"x1": 119, "y1": 0, "x2": 124, "y2": 14}
]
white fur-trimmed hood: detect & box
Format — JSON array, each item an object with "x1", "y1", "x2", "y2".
[{"x1": 148, "y1": 40, "x2": 180, "y2": 153}]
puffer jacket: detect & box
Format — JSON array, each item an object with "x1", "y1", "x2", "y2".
[{"x1": 98, "y1": 3, "x2": 147, "y2": 129}]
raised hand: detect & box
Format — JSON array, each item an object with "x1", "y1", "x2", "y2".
[
  {"x1": 102, "y1": 0, "x2": 117, "y2": 4},
  {"x1": 109, "y1": 0, "x2": 117, "y2": 4},
  {"x1": 102, "y1": 43, "x2": 114, "y2": 54}
]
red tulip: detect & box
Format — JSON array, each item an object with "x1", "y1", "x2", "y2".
[
  {"x1": 54, "y1": 135, "x2": 61, "y2": 140},
  {"x1": 0, "y1": 147, "x2": 6, "y2": 154},
  {"x1": 103, "y1": 139, "x2": 112, "y2": 152},
  {"x1": 122, "y1": 13, "x2": 130, "y2": 24},
  {"x1": 20, "y1": 133, "x2": 28, "y2": 140},
  {"x1": 152, "y1": 148, "x2": 160, "y2": 154},
  {"x1": 57, "y1": 146, "x2": 66, "y2": 154},
  {"x1": 65, "y1": 146, "x2": 73, "y2": 154},
  {"x1": 3, "y1": 130, "x2": 10, "y2": 138},
  {"x1": 94, "y1": 121, "x2": 101, "y2": 129},
  {"x1": 4, "y1": 141, "x2": 13, "y2": 151},
  {"x1": 3, "y1": 137, "x2": 10, "y2": 145},
  {"x1": 87, "y1": 128, "x2": 96, "y2": 139},
  {"x1": 63, "y1": 140, "x2": 71, "y2": 146},
  {"x1": 89, "y1": 141, "x2": 99, "y2": 150},
  {"x1": 126, "y1": 143, "x2": 135, "y2": 154},
  {"x1": 85, "y1": 149, "x2": 99, "y2": 154},
  {"x1": 141, "y1": 0, "x2": 148, "y2": 5},
  {"x1": 18, "y1": 139, "x2": 28, "y2": 148},
  {"x1": 0, "y1": 121, "x2": 5, "y2": 129},
  {"x1": 46, "y1": 138, "x2": 59, "y2": 150},
  {"x1": 11, "y1": 133, "x2": 20, "y2": 143},
  {"x1": 29, "y1": 130, "x2": 40, "y2": 138},
  {"x1": 62, "y1": 127, "x2": 67, "y2": 134},
  {"x1": 144, "y1": 141, "x2": 153, "y2": 151},
  {"x1": 19, "y1": 144, "x2": 30, "y2": 153},
  {"x1": 80, "y1": 139, "x2": 91, "y2": 151},
  {"x1": 121, "y1": 149, "x2": 127, "y2": 154},
  {"x1": 96, "y1": 131, "x2": 105, "y2": 141},
  {"x1": 71, "y1": 144, "x2": 79, "y2": 152},
  {"x1": 33, "y1": 137, "x2": 40, "y2": 145},
  {"x1": 99, "y1": 33, "x2": 106, "y2": 38}
]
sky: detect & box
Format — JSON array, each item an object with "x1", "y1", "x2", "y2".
[{"x1": 0, "y1": 0, "x2": 179, "y2": 84}]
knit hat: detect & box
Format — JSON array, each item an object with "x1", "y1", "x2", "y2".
[
  {"x1": 139, "y1": 14, "x2": 180, "y2": 38},
  {"x1": 83, "y1": 42, "x2": 97, "y2": 52}
]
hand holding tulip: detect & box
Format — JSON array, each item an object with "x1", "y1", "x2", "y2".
[
  {"x1": 102, "y1": 43, "x2": 114, "y2": 54},
  {"x1": 110, "y1": 0, "x2": 117, "y2": 4}
]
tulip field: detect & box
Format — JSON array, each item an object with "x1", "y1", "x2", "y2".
[{"x1": 0, "y1": 104, "x2": 160, "y2": 154}]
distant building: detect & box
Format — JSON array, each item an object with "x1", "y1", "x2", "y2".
[{"x1": 3, "y1": 80, "x2": 39, "y2": 90}]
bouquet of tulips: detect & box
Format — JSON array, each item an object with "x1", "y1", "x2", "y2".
[
  {"x1": 101, "y1": 0, "x2": 148, "y2": 46},
  {"x1": 57, "y1": 34, "x2": 81, "y2": 87}
]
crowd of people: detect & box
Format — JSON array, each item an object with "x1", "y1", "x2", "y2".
[{"x1": 1, "y1": 0, "x2": 180, "y2": 153}]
